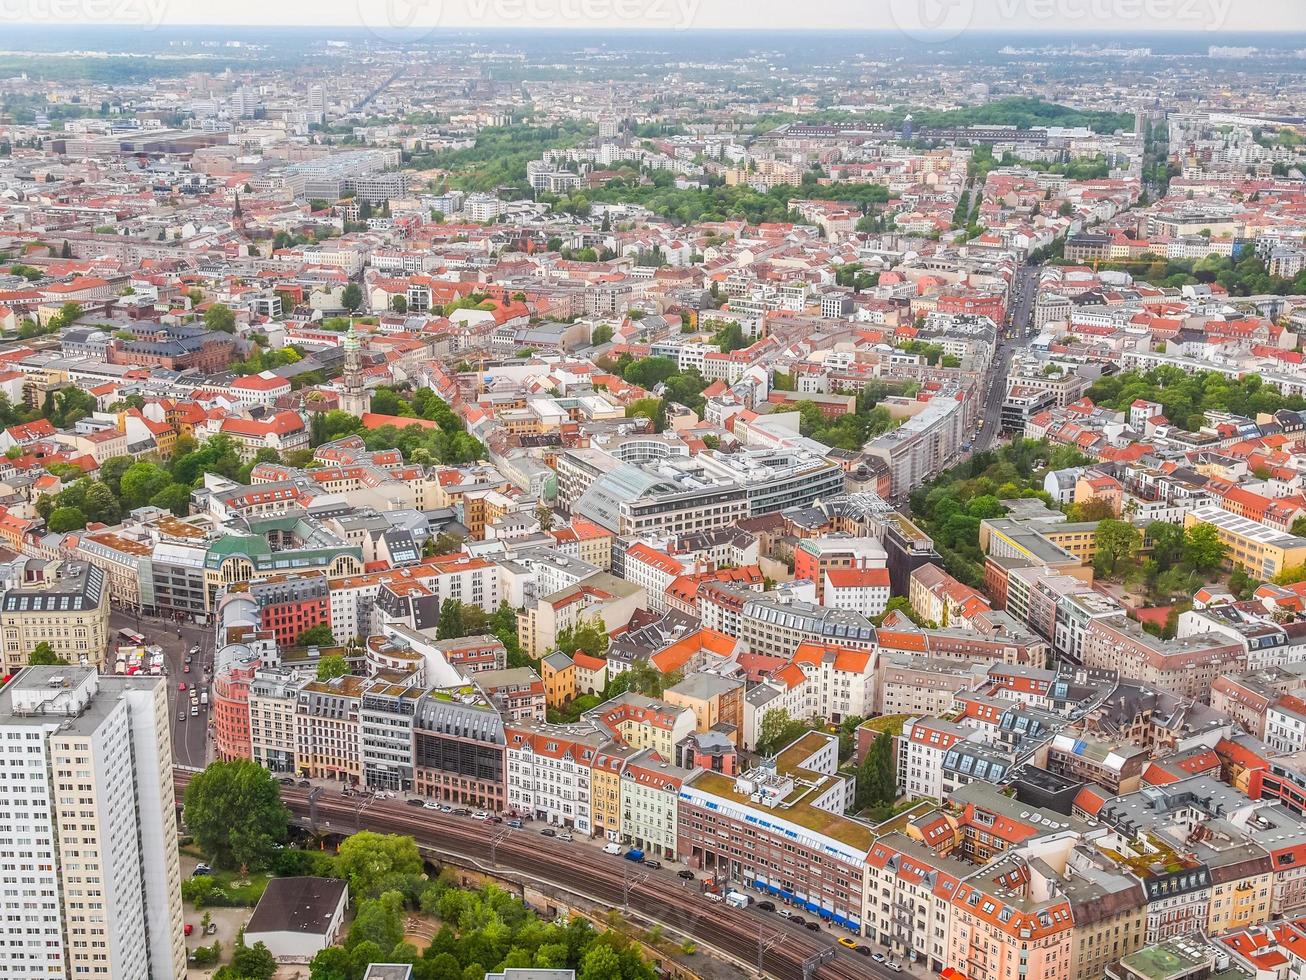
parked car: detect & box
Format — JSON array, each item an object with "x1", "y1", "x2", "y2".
[
  {"x1": 871, "y1": 953, "x2": 887, "y2": 963},
  {"x1": 539, "y1": 828, "x2": 557, "y2": 837},
  {"x1": 774, "y1": 909, "x2": 793, "y2": 919},
  {"x1": 757, "y1": 901, "x2": 775, "y2": 913},
  {"x1": 888, "y1": 962, "x2": 903, "y2": 973},
  {"x1": 677, "y1": 869, "x2": 695, "y2": 880},
  {"x1": 623, "y1": 848, "x2": 645, "y2": 863},
  {"x1": 297, "y1": 780, "x2": 310, "y2": 788},
  {"x1": 804, "y1": 921, "x2": 820, "y2": 932},
  {"x1": 643, "y1": 859, "x2": 662, "y2": 869},
  {"x1": 191, "y1": 864, "x2": 211, "y2": 878},
  {"x1": 423, "y1": 801, "x2": 441, "y2": 811},
  {"x1": 854, "y1": 946, "x2": 872, "y2": 957},
  {"x1": 472, "y1": 810, "x2": 491, "y2": 821},
  {"x1": 838, "y1": 938, "x2": 858, "y2": 950},
  {"x1": 789, "y1": 916, "x2": 806, "y2": 927},
  {"x1": 556, "y1": 832, "x2": 574, "y2": 842},
  {"x1": 278, "y1": 777, "x2": 295, "y2": 786},
  {"x1": 406, "y1": 798, "x2": 425, "y2": 807},
  {"x1": 184, "y1": 924, "x2": 193, "y2": 937},
  {"x1": 439, "y1": 804, "x2": 453, "y2": 814},
  {"x1": 507, "y1": 818, "x2": 523, "y2": 829}
]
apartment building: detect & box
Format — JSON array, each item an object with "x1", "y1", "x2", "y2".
[
  {"x1": 739, "y1": 595, "x2": 876, "y2": 658},
  {"x1": 504, "y1": 719, "x2": 606, "y2": 833},
  {"x1": 249, "y1": 667, "x2": 301, "y2": 774},
  {"x1": 678, "y1": 732, "x2": 868, "y2": 929},
  {"x1": 0, "y1": 561, "x2": 109, "y2": 672},
  {"x1": 295, "y1": 674, "x2": 365, "y2": 783},
  {"x1": 620, "y1": 748, "x2": 688, "y2": 860},
  {"x1": 1079, "y1": 617, "x2": 1245, "y2": 703},
  {"x1": 0, "y1": 667, "x2": 186, "y2": 980}
]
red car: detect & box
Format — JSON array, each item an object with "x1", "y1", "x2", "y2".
[
  {"x1": 178, "y1": 682, "x2": 187, "y2": 692},
  {"x1": 183, "y1": 924, "x2": 193, "y2": 937},
  {"x1": 183, "y1": 665, "x2": 190, "y2": 673}
]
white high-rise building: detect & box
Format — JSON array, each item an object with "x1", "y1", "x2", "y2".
[{"x1": 0, "y1": 667, "x2": 185, "y2": 980}]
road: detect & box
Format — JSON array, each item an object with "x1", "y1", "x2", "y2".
[
  {"x1": 112, "y1": 610, "x2": 214, "y2": 769},
  {"x1": 973, "y1": 264, "x2": 1041, "y2": 454},
  {"x1": 172, "y1": 773, "x2": 902, "y2": 980}
]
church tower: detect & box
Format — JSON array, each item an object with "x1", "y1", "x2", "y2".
[{"x1": 338, "y1": 323, "x2": 371, "y2": 416}]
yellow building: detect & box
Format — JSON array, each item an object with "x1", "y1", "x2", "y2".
[
  {"x1": 589, "y1": 744, "x2": 636, "y2": 843},
  {"x1": 1184, "y1": 505, "x2": 1306, "y2": 580},
  {"x1": 0, "y1": 561, "x2": 110, "y2": 672}
]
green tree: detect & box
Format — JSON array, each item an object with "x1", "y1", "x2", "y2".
[
  {"x1": 858, "y1": 731, "x2": 897, "y2": 810},
  {"x1": 756, "y1": 708, "x2": 809, "y2": 756},
  {"x1": 591, "y1": 324, "x2": 614, "y2": 345},
  {"x1": 223, "y1": 938, "x2": 277, "y2": 980},
  {"x1": 298, "y1": 623, "x2": 336, "y2": 647},
  {"x1": 346, "y1": 892, "x2": 405, "y2": 953},
  {"x1": 316, "y1": 654, "x2": 349, "y2": 681},
  {"x1": 335, "y1": 833, "x2": 423, "y2": 898},
  {"x1": 1146, "y1": 520, "x2": 1186, "y2": 568},
  {"x1": 342, "y1": 283, "x2": 363, "y2": 313},
  {"x1": 182, "y1": 760, "x2": 289, "y2": 871},
  {"x1": 149, "y1": 483, "x2": 193, "y2": 516},
  {"x1": 1183, "y1": 522, "x2": 1227, "y2": 572},
  {"x1": 873, "y1": 595, "x2": 925, "y2": 626},
  {"x1": 28, "y1": 642, "x2": 61, "y2": 665},
  {"x1": 204, "y1": 303, "x2": 236, "y2": 333},
  {"x1": 119, "y1": 461, "x2": 172, "y2": 510},
  {"x1": 1095, "y1": 519, "x2": 1142, "y2": 577},
  {"x1": 555, "y1": 617, "x2": 608, "y2": 659},
  {"x1": 47, "y1": 506, "x2": 86, "y2": 533},
  {"x1": 390, "y1": 295, "x2": 408, "y2": 313}
]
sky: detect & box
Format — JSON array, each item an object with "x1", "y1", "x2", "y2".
[{"x1": 4, "y1": 0, "x2": 1305, "y2": 34}]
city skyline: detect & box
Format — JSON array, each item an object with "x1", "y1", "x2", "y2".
[{"x1": 1, "y1": 0, "x2": 1303, "y2": 32}]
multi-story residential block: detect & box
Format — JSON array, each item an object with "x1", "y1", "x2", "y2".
[
  {"x1": 0, "y1": 561, "x2": 109, "y2": 672},
  {"x1": 619, "y1": 748, "x2": 687, "y2": 860},
  {"x1": 249, "y1": 666, "x2": 301, "y2": 774},
  {"x1": 0, "y1": 667, "x2": 186, "y2": 980},
  {"x1": 584, "y1": 692, "x2": 695, "y2": 760},
  {"x1": 678, "y1": 732, "x2": 868, "y2": 929},
  {"x1": 505, "y1": 719, "x2": 606, "y2": 833},
  {"x1": 295, "y1": 674, "x2": 365, "y2": 783}
]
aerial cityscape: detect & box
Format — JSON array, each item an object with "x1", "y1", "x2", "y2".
[{"x1": 3, "y1": 9, "x2": 1306, "y2": 980}]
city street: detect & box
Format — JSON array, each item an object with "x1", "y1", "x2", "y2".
[
  {"x1": 974, "y1": 263, "x2": 1041, "y2": 454},
  {"x1": 109, "y1": 609, "x2": 213, "y2": 769}
]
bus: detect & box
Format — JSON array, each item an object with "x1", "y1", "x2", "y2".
[{"x1": 117, "y1": 628, "x2": 146, "y2": 647}]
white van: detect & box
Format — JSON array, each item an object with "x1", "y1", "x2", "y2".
[
  {"x1": 725, "y1": 892, "x2": 749, "y2": 909},
  {"x1": 704, "y1": 892, "x2": 723, "y2": 903},
  {"x1": 602, "y1": 842, "x2": 623, "y2": 855}
]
